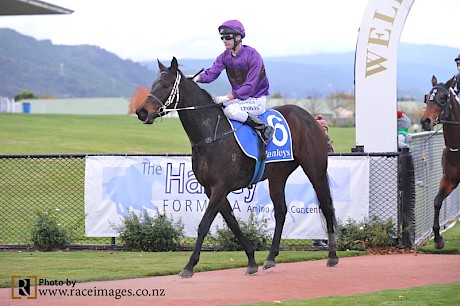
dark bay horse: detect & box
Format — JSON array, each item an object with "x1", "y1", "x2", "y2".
[
  {"x1": 420, "y1": 75, "x2": 460, "y2": 249},
  {"x1": 136, "y1": 57, "x2": 338, "y2": 277}
]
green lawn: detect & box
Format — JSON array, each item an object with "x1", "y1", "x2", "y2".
[
  {"x1": 0, "y1": 113, "x2": 356, "y2": 154},
  {"x1": 0, "y1": 114, "x2": 190, "y2": 154}
]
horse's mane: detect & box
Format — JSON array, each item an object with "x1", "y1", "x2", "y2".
[
  {"x1": 198, "y1": 87, "x2": 213, "y2": 100},
  {"x1": 180, "y1": 70, "x2": 215, "y2": 103}
]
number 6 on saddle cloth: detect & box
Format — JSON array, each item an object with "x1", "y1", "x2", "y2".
[{"x1": 228, "y1": 109, "x2": 293, "y2": 187}]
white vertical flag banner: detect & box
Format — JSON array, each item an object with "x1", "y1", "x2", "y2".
[
  {"x1": 355, "y1": 0, "x2": 415, "y2": 152},
  {"x1": 85, "y1": 155, "x2": 369, "y2": 239}
]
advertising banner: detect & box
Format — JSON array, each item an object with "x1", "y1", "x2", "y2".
[
  {"x1": 355, "y1": 0, "x2": 414, "y2": 152},
  {"x1": 85, "y1": 155, "x2": 369, "y2": 239}
]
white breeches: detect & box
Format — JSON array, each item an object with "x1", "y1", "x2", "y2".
[{"x1": 223, "y1": 96, "x2": 267, "y2": 122}]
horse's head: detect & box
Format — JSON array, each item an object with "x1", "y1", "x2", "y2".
[
  {"x1": 136, "y1": 57, "x2": 183, "y2": 124},
  {"x1": 420, "y1": 75, "x2": 456, "y2": 131}
]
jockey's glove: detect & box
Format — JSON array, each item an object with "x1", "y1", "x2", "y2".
[{"x1": 213, "y1": 95, "x2": 229, "y2": 104}]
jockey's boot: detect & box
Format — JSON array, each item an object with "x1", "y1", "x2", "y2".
[{"x1": 245, "y1": 114, "x2": 275, "y2": 144}]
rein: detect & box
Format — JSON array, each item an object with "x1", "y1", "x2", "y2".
[
  {"x1": 148, "y1": 71, "x2": 224, "y2": 114},
  {"x1": 157, "y1": 103, "x2": 223, "y2": 113},
  {"x1": 190, "y1": 115, "x2": 241, "y2": 147}
]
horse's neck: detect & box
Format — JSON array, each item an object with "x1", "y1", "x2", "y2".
[
  {"x1": 443, "y1": 101, "x2": 460, "y2": 149},
  {"x1": 177, "y1": 85, "x2": 229, "y2": 145}
]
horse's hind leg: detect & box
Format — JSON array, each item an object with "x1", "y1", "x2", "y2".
[
  {"x1": 433, "y1": 177, "x2": 456, "y2": 249},
  {"x1": 220, "y1": 201, "x2": 258, "y2": 275},
  {"x1": 314, "y1": 175, "x2": 339, "y2": 267},
  {"x1": 301, "y1": 163, "x2": 339, "y2": 266},
  {"x1": 263, "y1": 180, "x2": 288, "y2": 270}
]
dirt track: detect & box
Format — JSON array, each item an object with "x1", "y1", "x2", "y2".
[{"x1": 2, "y1": 253, "x2": 459, "y2": 305}]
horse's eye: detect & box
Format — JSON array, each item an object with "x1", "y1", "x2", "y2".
[{"x1": 424, "y1": 94, "x2": 428, "y2": 104}]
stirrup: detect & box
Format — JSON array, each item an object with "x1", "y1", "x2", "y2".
[
  {"x1": 263, "y1": 126, "x2": 275, "y2": 144},
  {"x1": 256, "y1": 126, "x2": 274, "y2": 145}
]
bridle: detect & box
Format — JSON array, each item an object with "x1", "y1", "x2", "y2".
[
  {"x1": 425, "y1": 86, "x2": 460, "y2": 152},
  {"x1": 426, "y1": 86, "x2": 460, "y2": 125},
  {"x1": 145, "y1": 70, "x2": 237, "y2": 146},
  {"x1": 147, "y1": 71, "x2": 223, "y2": 117},
  {"x1": 147, "y1": 71, "x2": 182, "y2": 117}
]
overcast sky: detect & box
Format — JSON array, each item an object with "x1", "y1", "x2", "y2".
[{"x1": 0, "y1": 0, "x2": 458, "y2": 62}]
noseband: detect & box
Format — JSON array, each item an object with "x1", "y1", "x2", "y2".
[{"x1": 148, "y1": 72, "x2": 182, "y2": 116}]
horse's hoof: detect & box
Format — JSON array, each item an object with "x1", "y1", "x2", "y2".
[
  {"x1": 246, "y1": 265, "x2": 258, "y2": 275},
  {"x1": 327, "y1": 257, "x2": 339, "y2": 267},
  {"x1": 263, "y1": 260, "x2": 276, "y2": 270},
  {"x1": 434, "y1": 237, "x2": 445, "y2": 249},
  {"x1": 179, "y1": 269, "x2": 194, "y2": 278}
]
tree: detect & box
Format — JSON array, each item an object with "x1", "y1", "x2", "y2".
[
  {"x1": 305, "y1": 89, "x2": 324, "y2": 116},
  {"x1": 325, "y1": 91, "x2": 355, "y2": 126},
  {"x1": 14, "y1": 91, "x2": 37, "y2": 101},
  {"x1": 129, "y1": 86, "x2": 149, "y2": 114}
]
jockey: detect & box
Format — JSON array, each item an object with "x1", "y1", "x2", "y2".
[
  {"x1": 454, "y1": 54, "x2": 460, "y2": 97},
  {"x1": 194, "y1": 20, "x2": 275, "y2": 144}
]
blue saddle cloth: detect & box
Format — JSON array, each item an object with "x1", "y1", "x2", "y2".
[{"x1": 229, "y1": 109, "x2": 294, "y2": 163}]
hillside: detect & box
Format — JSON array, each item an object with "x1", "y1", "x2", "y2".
[
  {"x1": 160, "y1": 43, "x2": 457, "y2": 99},
  {"x1": 0, "y1": 28, "x2": 153, "y2": 98},
  {"x1": 0, "y1": 28, "x2": 458, "y2": 99}
]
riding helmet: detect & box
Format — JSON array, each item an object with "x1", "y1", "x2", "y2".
[
  {"x1": 218, "y1": 20, "x2": 245, "y2": 38},
  {"x1": 455, "y1": 54, "x2": 460, "y2": 63}
]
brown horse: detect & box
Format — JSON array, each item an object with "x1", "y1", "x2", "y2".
[
  {"x1": 136, "y1": 57, "x2": 338, "y2": 277},
  {"x1": 420, "y1": 75, "x2": 460, "y2": 249}
]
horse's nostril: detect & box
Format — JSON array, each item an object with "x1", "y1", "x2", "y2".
[
  {"x1": 136, "y1": 108, "x2": 148, "y2": 120},
  {"x1": 421, "y1": 118, "x2": 432, "y2": 131}
]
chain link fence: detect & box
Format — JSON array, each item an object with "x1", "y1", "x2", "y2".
[
  {"x1": 410, "y1": 131, "x2": 460, "y2": 244},
  {"x1": 1, "y1": 133, "x2": 458, "y2": 249}
]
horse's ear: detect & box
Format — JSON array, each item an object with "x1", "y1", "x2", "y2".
[
  {"x1": 446, "y1": 75, "x2": 456, "y2": 88},
  {"x1": 158, "y1": 59, "x2": 166, "y2": 72},
  {"x1": 171, "y1": 57, "x2": 178, "y2": 73},
  {"x1": 431, "y1": 75, "x2": 437, "y2": 86}
]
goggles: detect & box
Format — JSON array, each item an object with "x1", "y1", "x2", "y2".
[{"x1": 220, "y1": 34, "x2": 235, "y2": 41}]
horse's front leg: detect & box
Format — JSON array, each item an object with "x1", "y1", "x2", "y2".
[
  {"x1": 179, "y1": 197, "x2": 221, "y2": 278},
  {"x1": 263, "y1": 184, "x2": 287, "y2": 270},
  {"x1": 220, "y1": 200, "x2": 258, "y2": 275},
  {"x1": 432, "y1": 177, "x2": 454, "y2": 249},
  {"x1": 433, "y1": 192, "x2": 444, "y2": 249}
]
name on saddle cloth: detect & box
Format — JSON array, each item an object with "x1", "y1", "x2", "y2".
[{"x1": 229, "y1": 109, "x2": 294, "y2": 163}]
